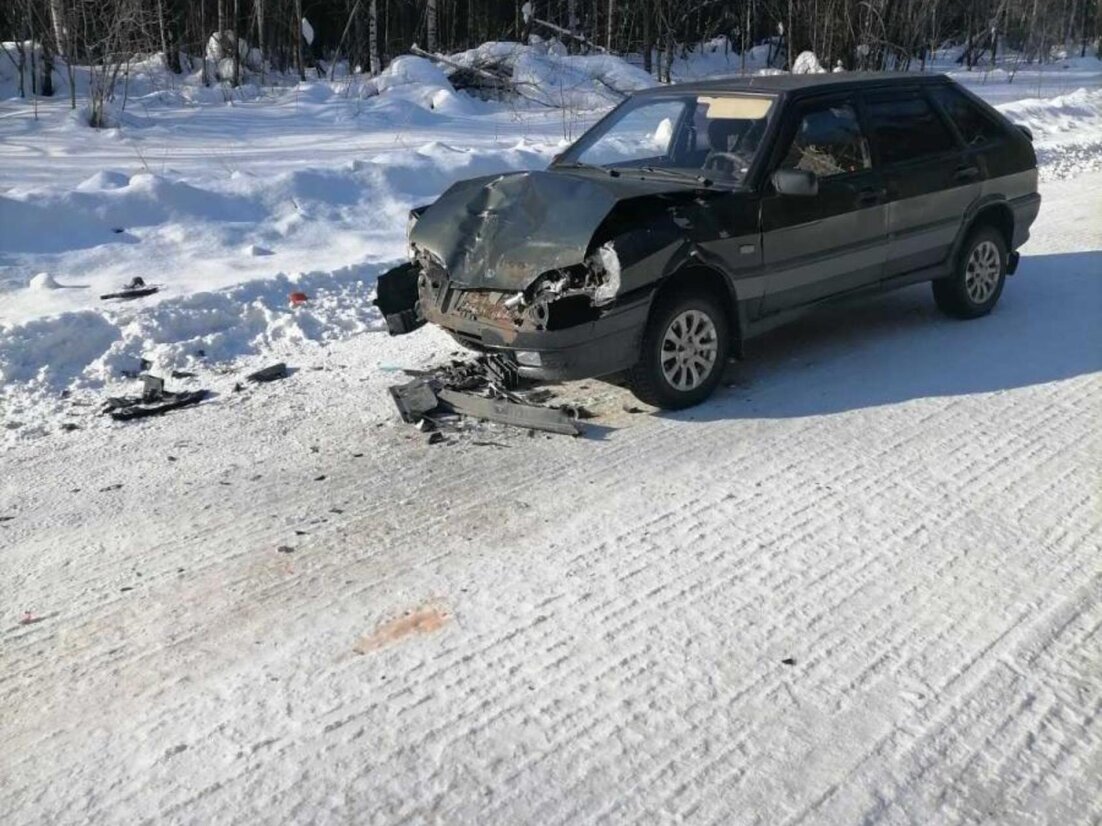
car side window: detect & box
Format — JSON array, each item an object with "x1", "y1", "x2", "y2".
[
  {"x1": 779, "y1": 102, "x2": 870, "y2": 178},
  {"x1": 930, "y1": 86, "x2": 1003, "y2": 147},
  {"x1": 864, "y1": 96, "x2": 957, "y2": 165}
]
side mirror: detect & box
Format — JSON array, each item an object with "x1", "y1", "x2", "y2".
[
  {"x1": 1015, "y1": 124, "x2": 1033, "y2": 142},
  {"x1": 772, "y1": 168, "x2": 819, "y2": 197}
]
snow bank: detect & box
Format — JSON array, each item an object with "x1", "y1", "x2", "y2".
[
  {"x1": 446, "y1": 41, "x2": 656, "y2": 108},
  {"x1": 0, "y1": 139, "x2": 552, "y2": 413},
  {"x1": 995, "y1": 87, "x2": 1102, "y2": 140}
]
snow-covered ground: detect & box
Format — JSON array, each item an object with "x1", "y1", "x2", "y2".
[
  {"x1": 2, "y1": 50, "x2": 1102, "y2": 439},
  {"x1": 1, "y1": 45, "x2": 1101, "y2": 824}
]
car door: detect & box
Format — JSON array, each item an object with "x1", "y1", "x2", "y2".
[
  {"x1": 759, "y1": 94, "x2": 888, "y2": 315},
  {"x1": 860, "y1": 89, "x2": 981, "y2": 281}
]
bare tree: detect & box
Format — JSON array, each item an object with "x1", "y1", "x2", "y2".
[{"x1": 427, "y1": 0, "x2": 438, "y2": 51}]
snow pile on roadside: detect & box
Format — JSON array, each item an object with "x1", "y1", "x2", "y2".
[
  {"x1": 445, "y1": 40, "x2": 657, "y2": 107},
  {"x1": 995, "y1": 87, "x2": 1102, "y2": 178},
  {"x1": 0, "y1": 139, "x2": 554, "y2": 424},
  {"x1": 997, "y1": 86, "x2": 1102, "y2": 139}
]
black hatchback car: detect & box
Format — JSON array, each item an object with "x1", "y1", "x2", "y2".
[{"x1": 377, "y1": 73, "x2": 1040, "y2": 409}]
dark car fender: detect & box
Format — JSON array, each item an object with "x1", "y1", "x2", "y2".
[{"x1": 598, "y1": 197, "x2": 748, "y2": 355}]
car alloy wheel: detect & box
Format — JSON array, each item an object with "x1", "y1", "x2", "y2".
[
  {"x1": 964, "y1": 239, "x2": 1001, "y2": 304},
  {"x1": 660, "y1": 309, "x2": 719, "y2": 391}
]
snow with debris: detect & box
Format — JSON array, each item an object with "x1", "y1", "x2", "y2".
[{"x1": 1, "y1": 40, "x2": 1101, "y2": 825}]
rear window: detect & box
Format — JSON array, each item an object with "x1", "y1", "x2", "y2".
[
  {"x1": 864, "y1": 96, "x2": 957, "y2": 165},
  {"x1": 931, "y1": 85, "x2": 1004, "y2": 147}
]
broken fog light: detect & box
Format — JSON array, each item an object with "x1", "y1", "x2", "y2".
[{"x1": 516, "y1": 350, "x2": 542, "y2": 367}]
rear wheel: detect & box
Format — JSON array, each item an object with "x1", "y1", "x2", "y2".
[
  {"x1": 628, "y1": 288, "x2": 730, "y2": 409},
  {"x1": 933, "y1": 226, "x2": 1007, "y2": 319}
]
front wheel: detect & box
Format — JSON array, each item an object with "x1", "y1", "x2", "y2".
[
  {"x1": 933, "y1": 226, "x2": 1007, "y2": 319},
  {"x1": 627, "y1": 288, "x2": 730, "y2": 410}
]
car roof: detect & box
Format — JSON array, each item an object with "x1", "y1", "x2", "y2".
[{"x1": 634, "y1": 72, "x2": 952, "y2": 99}]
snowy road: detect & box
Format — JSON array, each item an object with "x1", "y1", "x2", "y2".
[{"x1": 2, "y1": 171, "x2": 1099, "y2": 823}]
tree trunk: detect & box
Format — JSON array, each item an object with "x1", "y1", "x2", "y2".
[
  {"x1": 369, "y1": 0, "x2": 380, "y2": 73},
  {"x1": 787, "y1": 0, "x2": 794, "y2": 71},
  {"x1": 643, "y1": 0, "x2": 653, "y2": 74},
  {"x1": 294, "y1": 0, "x2": 305, "y2": 79},
  {"x1": 255, "y1": 0, "x2": 266, "y2": 78},
  {"x1": 606, "y1": 0, "x2": 613, "y2": 50},
  {"x1": 48, "y1": 0, "x2": 66, "y2": 59},
  {"x1": 427, "y1": 0, "x2": 438, "y2": 51},
  {"x1": 232, "y1": 0, "x2": 241, "y2": 85}
]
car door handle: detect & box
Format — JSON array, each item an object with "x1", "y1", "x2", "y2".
[
  {"x1": 856, "y1": 187, "x2": 886, "y2": 207},
  {"x1": 954, "y1": 165, "x2": 981, "y2": 183}
]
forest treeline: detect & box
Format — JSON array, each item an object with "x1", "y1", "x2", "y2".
[{"x1": 2, "y1": 1, "x2": 1099, "y2": 103}]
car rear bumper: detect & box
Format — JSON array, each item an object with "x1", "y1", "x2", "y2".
[
  {"x1": 1010, "y1": 191, "x2": 1042, "y2": 250},
  {"x1": 423, "y1": 295, "x2": 650, "y2": 382}
]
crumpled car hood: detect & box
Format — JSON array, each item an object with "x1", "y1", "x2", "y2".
[{"x1": 409, "y1": 169, "x2": 684, "y2": 290}]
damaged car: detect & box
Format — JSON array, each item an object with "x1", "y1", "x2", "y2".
[{"x1": 376, "y1": 73, "x2": 1040, "y2": 409}]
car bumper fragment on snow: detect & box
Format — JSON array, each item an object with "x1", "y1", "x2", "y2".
[{"x1": 385, "y1": 356, "x2": 583, "y2": 437}]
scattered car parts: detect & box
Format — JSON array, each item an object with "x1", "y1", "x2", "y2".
[
  {"x1": 386, "y1": 355, "x2": 581, "y2": 437},
  {"x1": 101, "y1": 276, "x2": 160, "y2": 301},
  {"x1": 103, "y1": 374, "x2": 208, "y2": 421},
  {"x1": 246, "y1": 362, "x2": 289, "y2": 383}
]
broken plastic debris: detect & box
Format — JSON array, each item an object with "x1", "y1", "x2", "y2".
[
  {"x1": 103, "y1": 374, "x2": 208, "y2": 421},
  {"x1": 101, "y1": 276, "x2": 159, "y2": 301},
  {"x1": 246, "y1": 363, "x2": 288, "y2": 383}
]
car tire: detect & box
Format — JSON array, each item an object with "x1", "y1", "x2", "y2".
[
  {"x1": 628, "y1": 287, "x2": 730, "y2": 410},
  {"x1": 933, "y1": 225, "x2": 1008, "y2": 319}
]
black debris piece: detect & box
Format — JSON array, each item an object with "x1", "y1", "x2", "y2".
[
  {"x1": 425, "y1": 431, "x2": 446, "y2": 445},
  {"x1": 0, "y1": 516, "x2": 14, "y2": 522},
  {"x1": 389, "y1": 379, "x2": 440, "y2": 424},
  {"x1": 781, "y1": 657, "x2": 797, "y2": 666},
  {"x1": 171, "y1": 370, "x2": 197, "y2": 379},
  {"x1": 59, "y1": 422, "x2": 81, "y2": 432},
  {"x1": 246, "y1": 362, "x2": 288, "y2": 383},
  {"x1": 277, "y1": 545, "x2": 295, "y2": 554},
  {"x1": 483, "y1": 354, "x2": 520, "y2": 390},
  {"x1": 101, "y1": 277, "x2": 159, "y2": 301},
  {"x1": 622, "y1": 403, "x2": 644, "y2": 414},
  {"x1": 120, "y1": 358, "x2": 154, "y2": 379},
  {"x1": 558, "y1": 403, "x2": 596, "y2": 420},
  {"x1": 103, "y1": 374, "x2": 208, "y2": 421},
  {"x1": 374, "y1": 262, "x2": 427, "y2": 335},
  {"x1": 314, "y1": 475, "x2": 327, "y2": 482}
]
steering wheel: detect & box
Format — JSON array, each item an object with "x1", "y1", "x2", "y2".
[{"x1": 703, "y1": 151, "x2": 749, "y2": 178}]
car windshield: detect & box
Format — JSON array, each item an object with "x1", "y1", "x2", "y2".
[{"x1": 557, "y1": 93, "x2": 776, "y2": 185}]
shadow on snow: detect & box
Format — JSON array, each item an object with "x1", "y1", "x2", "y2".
[{"x1": 665, "y1": 250, "x2": 1102, "y2": 422}]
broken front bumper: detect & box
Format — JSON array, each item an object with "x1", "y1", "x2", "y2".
[{"x1": 425, "y1": 290, "x2": 650, "y2": 381}]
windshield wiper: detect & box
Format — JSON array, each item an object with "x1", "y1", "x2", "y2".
[
  {"x1": 556, "y1": 161, "x2": 621, "y2": 178},
  {"x1": 636, "y1": 166, "x2": 714, "y2": 187}
]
